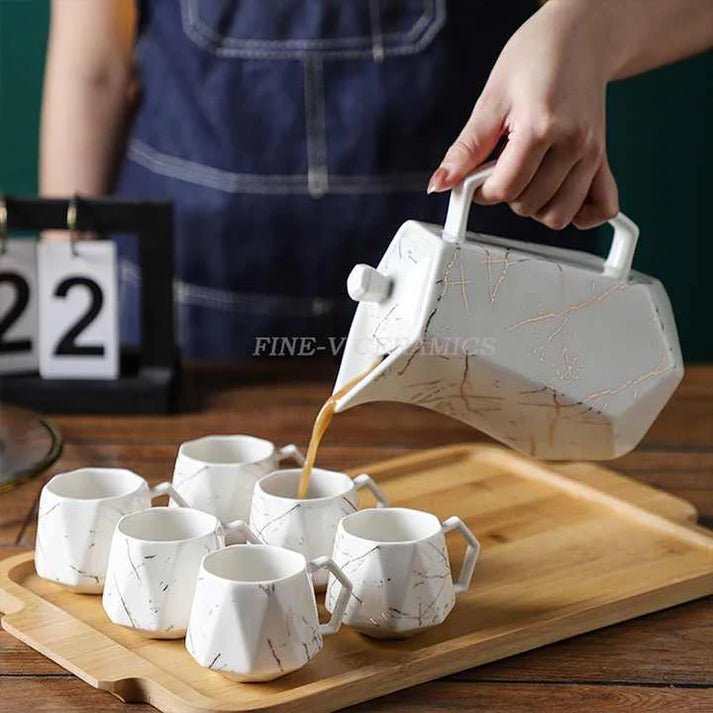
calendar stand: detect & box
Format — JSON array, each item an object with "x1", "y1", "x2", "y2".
[{"x1": 0, "y1": 197, "x2": 179, "y2": 414}]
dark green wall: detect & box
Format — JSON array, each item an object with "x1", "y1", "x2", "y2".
[
  {"x1": 1, "y1": 3, "x2": 711, "y2": 359},
  {"x1": 0, "y1": 2, "x2": 48, "y2": 195},
  {"x1": 606, "y1": 54, "x2": 712, "y2": 361}
]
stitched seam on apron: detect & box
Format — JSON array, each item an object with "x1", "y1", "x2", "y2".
[
  {"x1": 183, "y1": 0, "x2": 433, "y2": 51},
  {"x1": 303, "y1": 56, "x2": 329, "y2": 198},
  {"x1": 180, "y1": 0, "x2": 446, "y2": 60},
  {"x1": 176, "y1": 283, "x2": 349, "y2": 316},
  {"x1": 369, "y1": 0, "x2": 385, "y2": 62},
  {"x1": 127, "y1": 139, "x2": 431, "y2": 194},
  {"x1": 120, "y1": 260, "x2": 349, "y2": 317}
]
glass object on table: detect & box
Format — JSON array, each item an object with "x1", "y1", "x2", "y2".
[{"x1": 0, "y1": 404, "x2": 62, "y2": 492}]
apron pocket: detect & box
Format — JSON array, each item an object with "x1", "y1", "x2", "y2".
[{"x1": 181, "y1": 0, "x2": 446, "y2": 59}]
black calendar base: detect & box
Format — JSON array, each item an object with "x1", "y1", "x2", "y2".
[{"x1": 0, "y1": 366, "x2": 179, "y2": 415}]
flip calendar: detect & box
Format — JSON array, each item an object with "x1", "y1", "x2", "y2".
[{"x1": 0, "y1": 196, "x2": 178, "y2": 413}]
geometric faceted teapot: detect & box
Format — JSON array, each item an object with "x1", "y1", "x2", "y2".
[{"x1": 333, "y1": 165, "x2": 683, "y2": 460}]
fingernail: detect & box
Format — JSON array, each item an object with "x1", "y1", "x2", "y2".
[{"x1": 427, "y1": 165, "x2": 451, "y2": 194}]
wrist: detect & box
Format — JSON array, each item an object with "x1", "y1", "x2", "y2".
[{"x1": 543, "y1": 0, "x2": 634, "y2": 82}]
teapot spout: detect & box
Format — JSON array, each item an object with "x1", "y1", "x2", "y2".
[{"x1": 332, "y1": 349, "x2": 396, "y2": 413}]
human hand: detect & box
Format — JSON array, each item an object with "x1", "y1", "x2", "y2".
[{"x1": 428, "y1": 0, "x2": 620, "y2": 230}]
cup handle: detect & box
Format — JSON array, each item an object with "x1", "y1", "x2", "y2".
[
  {"x1": 309, "y1": 556, "x2": 353, "y2": 636},
  {"x1": 352, "y1": 473, "x2": 390, "y2": 508},
  {"x1": 149, "y1": 482, "x2": 190, "y2": 509},
  {"x1": 222, "y1": 519, "x2": 262, "y2": 544},
  {"x1": 441, "y1": 516, "x2": 481, "y2": 595},
  {"x1": 277, "y1": 443, "x2": 306, "y2": 466}
]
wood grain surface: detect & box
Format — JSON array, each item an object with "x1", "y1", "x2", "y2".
[{"x1": 1, "y1": 360, "x2": 712, "y2": 712}]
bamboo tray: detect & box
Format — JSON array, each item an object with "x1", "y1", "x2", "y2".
[{"x1": 1, "y1": 445, "x2": 712, "y2": 713}]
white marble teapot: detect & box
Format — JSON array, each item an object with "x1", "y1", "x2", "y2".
[{"x1": 333, "y1": 164, "x2": 683, "y2": 460}]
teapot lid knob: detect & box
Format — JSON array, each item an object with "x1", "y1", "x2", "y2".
[{"x1": 347, "y1": 264, "x2": 392, "y2": 303}]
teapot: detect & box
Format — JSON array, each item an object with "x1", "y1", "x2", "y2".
[{"x1": 332, "y1": 164, "x2": 683, "y2": 460}]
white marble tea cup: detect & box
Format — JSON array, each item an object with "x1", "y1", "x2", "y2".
[
  {"x1": 249, "y1": 468, "x2": 390, "y2": 588},
  {"x1": 172, "y1": 434, "x2": 304, "y2": 524},
  {"x1": 102, "y1": 506, "x2": 254, "y2": 638},
  {"x1": 35, "y1": 468, "x2": 187, "y2": 593},
  {"x1": 326, "y1": 507, "x2": 481, "y2": 638},
  {"x1": 186, "y1": 544, "x2": 353, "y2": 682}
]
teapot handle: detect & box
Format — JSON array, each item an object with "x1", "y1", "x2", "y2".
[{"x1": 442, "y1": 162, "x2": 639, "y2": 282}]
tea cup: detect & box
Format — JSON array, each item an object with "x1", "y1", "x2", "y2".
[
  {"x1": 172, "y1": 435, "x2": 304, "y2": 524},
  {"x1": 249, "y1": 468, "x2": 389, "y2": 588},
  {"x1": 35, "y1": 468, "x2": 187, "y2": 593},
  {"x1": 102, "y1": 506, "x2": 255, "y2": 638},
  {"x1": 185, "y1": 544, "x2": 353, "y2": 681},
  {"x1": 326, "y1": 507, "x2": 480, "y2": 638}
]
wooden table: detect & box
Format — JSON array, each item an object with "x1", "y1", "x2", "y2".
[{"x1": 2, "y1": 361, "x2": 713, "y2": 712}]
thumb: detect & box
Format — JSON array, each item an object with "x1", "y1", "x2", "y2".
[{"x1": 428, "y1": 97, "x2": 504, "y2": 194}]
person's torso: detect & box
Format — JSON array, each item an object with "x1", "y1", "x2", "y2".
[{"x1": 116, "y1": 1, "x2": 588, "y2": 357}]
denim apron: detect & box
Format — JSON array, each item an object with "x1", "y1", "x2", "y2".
[{"x1": 115, "y1": 0, "x2": 590, "y2": 357}]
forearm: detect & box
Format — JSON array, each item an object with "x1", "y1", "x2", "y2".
[
  {"x1": 40, "y1": 62, "x2": 131, "y2": 197},
  {"x1": 40, "y1": 0, "x2": 135, "y2": 197},
  {"x1": 549, "y1": 0, "x2": 713, "y2": 81}
]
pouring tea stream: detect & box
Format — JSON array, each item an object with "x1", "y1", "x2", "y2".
[{"x1": 298, "y1": 359, "x2": 382, "y2": 499}]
